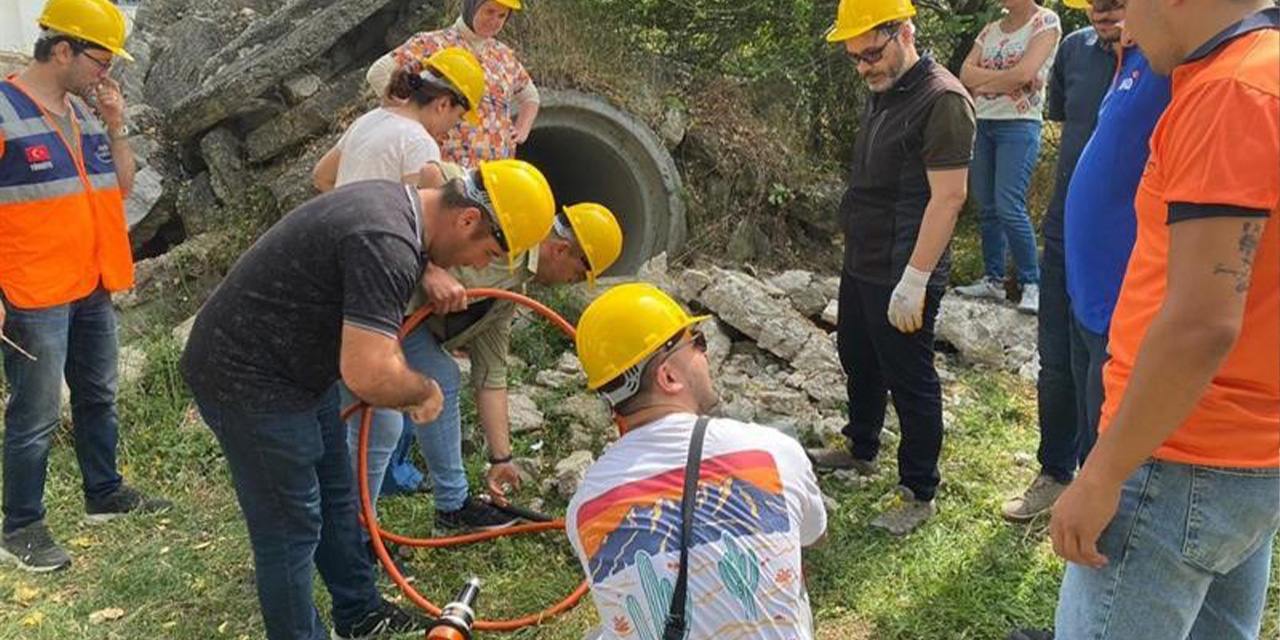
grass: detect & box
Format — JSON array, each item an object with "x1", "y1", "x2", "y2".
[{"x1": 0, "y1": 321, "x2": 1276, "y2": 640}]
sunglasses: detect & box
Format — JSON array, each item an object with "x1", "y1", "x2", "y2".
[
  {"x1": 657, "y1": 329, "x2": 707, "y2": 364},
  {"x1": 848, "y1": 25, "x2": 900, "y2": 66}
]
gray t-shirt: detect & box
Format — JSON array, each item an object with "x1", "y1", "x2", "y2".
[{"x1": 181, "y1": 181, "x2": 427, "y2": 411}]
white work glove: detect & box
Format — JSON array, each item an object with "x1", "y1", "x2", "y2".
[{"x1": 887, "y1": 266, "x2": 931, "y2": 334}]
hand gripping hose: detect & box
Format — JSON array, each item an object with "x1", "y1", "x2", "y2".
[{"x1": 341, "y1": 288, "x2": 590, "y2": 632}]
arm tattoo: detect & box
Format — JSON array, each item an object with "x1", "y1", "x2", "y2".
[{"x1": 1212, "y1": 221, "x2": 1262, "y2": 294}]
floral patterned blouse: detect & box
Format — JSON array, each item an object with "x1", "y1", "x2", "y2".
[
  {"x1": 972, "y1": 7, "x2": 1062, "y2": 120},
  {"x1": 391, "y1": 18, "x2": 538, "y2": 167}
]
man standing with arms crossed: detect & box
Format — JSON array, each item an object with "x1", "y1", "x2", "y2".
[
  {"x1": 0, "y1": 0, "x2": 171, "y2": 573},
  {"x1": 808, "y1": 0, "x2": 975, "y2": 535}
]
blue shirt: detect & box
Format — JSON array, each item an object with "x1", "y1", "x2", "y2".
[
  {"x1": 1064, "y1": 47, "x2": 1172, "y2": 335},
  {"x1": 1044, "y1": 27, "x2": 1120, "y2": 243}
]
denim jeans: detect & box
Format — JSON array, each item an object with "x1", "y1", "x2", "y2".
[
  {"x1": 971, "y1": 118, "x2": 1042, "y2": 285},
  {"x1": 196, "y1": 386, "x2": 380, "y2": 640},
  {"x1": 837, "y1": 276, "x2": 945, "y2": 501},
  {"x1": 1036, "y1": 242, "x2": 1079, "y2": 483},
  {"x1": 346, "y1": 324, "x2": 468, "y2": 515},
  {"x1": 1056, "y1": 460, "x2": 1279, "y2": 640},
  {"x1": 1068, "y1": 315, "x2": 1107, "y2": 470},
  {"x1": 1, "y1": 287, "x2": 123, "y2": 533}
]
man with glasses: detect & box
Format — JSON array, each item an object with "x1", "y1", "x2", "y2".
[
  {"x1": 807, "y1": 0, "x2": 975, "y2": 535},
  {"x1": 567, "y1": 283, "x2": 827, "y2": 640},
  {"x1": 179, "y1": 159, "x2": 555, "y2": 640},
  {"x1": 0, "y1": 0, "x2": 172, "y2": 573},
  {"x1": 1003, "y1": 0, "x2": 1129, "y2": 526},
  {"x1": 348, "y1": 197, "x2": 623, "y2": 535}
]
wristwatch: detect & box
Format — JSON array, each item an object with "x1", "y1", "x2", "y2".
[{"x1": 108, "y1": 124, "x2": 130, "y2": 141}]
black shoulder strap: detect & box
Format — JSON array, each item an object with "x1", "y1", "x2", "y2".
[{"x1": 662, "y1": 415, "x2": 709, "y2": 640}]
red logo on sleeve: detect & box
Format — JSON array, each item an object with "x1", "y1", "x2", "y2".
[{"x1": 25, "y1": 145, "x2": 51, "y2": 163}]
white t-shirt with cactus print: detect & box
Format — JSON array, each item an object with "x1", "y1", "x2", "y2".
[{"x1": 566, "y1": 413, "x2": 827, "y2": 640}]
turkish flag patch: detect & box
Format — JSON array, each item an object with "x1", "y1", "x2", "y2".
[{"x1": 25, "y1": 145, "x2": 51, "y2": 164}]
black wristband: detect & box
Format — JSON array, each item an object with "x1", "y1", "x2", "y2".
[{"x1": 488, "y1": 454, "x2": 513, "y2": 465}]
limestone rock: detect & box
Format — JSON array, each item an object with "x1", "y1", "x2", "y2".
[
  {"x1": 766, "y1": 270, "x2": 827, "y2": 318},
  {"x1": 176, "y1": 172, "x2": 223, "y2": 235},
  {"x1": 702, "y1": 320, "x2": 732, "y2": 376},
  {"x1": 125, "y1": 167, "x2": 166, "y2": 230},
  {"x1": 244, "y1": 67, "x2": 368, "y2": 163},
  {"x1": 554, "y1": 450, "x2": 595, "y2": 499},
  {"x1": 935, "y1": 295, "x2": 1038, "y2": 373},
  {"x1": 820, "y1": 299, "x2": 839, "y2": 326},
  {"x1": 282, "y1": 73, "x2": 322, "y2": 104},
  {"x1": 508, "y1": 392, "x2": 545, "y2": 434},
  {"x1": 697, "y1": 267, "x2": 824, "y2": 362},
  {"x1": 676, "y1": 268, "x2": 713, "y2": 303},
  {"x1": 199, "y1": 126, "x2": 250, "y2": 205},
  {"x1": 143, "y1": 16, "x2": 228, "y2": 112},
  {"x1": 173, "y1": 314, "x2": 198, "y2": 350},
  {"x1": 547, "y1": 393, "x2": 614, "y2": 435}
]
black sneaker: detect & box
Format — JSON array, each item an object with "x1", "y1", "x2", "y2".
[
  {"x1": 434, "y1": 497, "x2": 519, "y2": 534},
  {"x1": 0, "y1": 521, "x2": 72, "y2": 572},
  {"x1": 331, "y1": 598, "x2": 431, "y2": 640},
  {"x1": 1009, "y1": 629, "x2": 1054, "y2": 640},
  {"x1": 85, "y1": 484, "x2": 173, "y2": 524}
]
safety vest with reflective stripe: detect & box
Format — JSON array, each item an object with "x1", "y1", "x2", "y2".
[{"x1": 0, "y1": 79, "x2": 132, "y2": 309}]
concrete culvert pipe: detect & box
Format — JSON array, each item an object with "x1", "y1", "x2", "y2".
[{"x1": 517, "y1": 89, "x2": 686, "y2": 276}]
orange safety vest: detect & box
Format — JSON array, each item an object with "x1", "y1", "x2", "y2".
[{"x1": 0, "y1": 78, "x2": 132, "y2": 309}]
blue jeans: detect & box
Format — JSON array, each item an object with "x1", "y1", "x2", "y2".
[
  {"x1": 971, "y1": 118, "x2": 1042, "y2": 285},
  {"x1": 196, "y1": 386, "x2": 380, "y2": 640},
  {"x1": 1036, "y1": 242, "x2": 1080, "y2": 482},
  {"x1": 2, "y1": 287, "x2": 123, "y2": 533},
  {"x1": 346, "y1": 324, "x2": 468, "y2": 514},
  {"x1": 1056, "y1": 460, "x2": 1280, "y2": 640}
]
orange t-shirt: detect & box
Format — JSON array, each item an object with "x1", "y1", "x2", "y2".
[{"x1": 1100, "y1": 19, "x2": 1280, "y2": 468}]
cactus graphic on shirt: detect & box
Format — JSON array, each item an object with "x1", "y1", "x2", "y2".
[
  {"x1": 625, "y1": 550, "x2": 690, "y2": 640},
  {"x1": 717, "y1": 533, "x2": 761, "y2": 620}
]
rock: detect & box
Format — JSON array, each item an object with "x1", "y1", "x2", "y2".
[
  {"x1": 820, "y1": 299, "x2": 839, "y2": 326},
  {"x1": 676, "y1": 268, "x2": 713, "y2": 303},
  {"x1": 727, "y1": 218, "x2": 770, "y2": 263},
  {"x1": 508, "y1": 393, "x2": 544, "y2": 434},
  {"x1": 166, "y1": 0, "x2": 401, "y2": 140},
  {"x1": 173, "y1": 314, "x2": 198, "y2": 349},
  {"x1": 1013, "y1": 452, "x2": 1034, "y2": 467},
  {"x1": 126, "y1": 134, "x2": 162, "y2": 172},
  {"x1": 697, "y1": 267, "x2": 824, "y2": 362},
  {"x1": 125, "y1": 167, "x2": 167, "y2": 230},
  {"x1": 511, "y1": 457, "x2": 540, "y2": 486},
  {"x1": 143, "y1": 16, "x2": 228, "y2": 112},
  {"x1": 199, "y1": 126, "x2": 250, "y2": 205},
  {"x1": 934, "y1": 295, "x2": 1038, "y2": 373},
  {"x1": 811, "y1": 415, "x2": 846, "y2": 441},
  {"x1": 820, "y1": 491, "x2": 839, "y2": 512},
  {"x1": 282, "y1": 73, "x2": 322, "y2": 104},
  {"x1": 1018, "y1": 351, "x2": 1040, "y2": 383},
  {"x1": 658, "y1": 102, "x2": 690, "y2": 149},
  {"x1": 634, "y1": 252, "x2": 679, "y2": 298},
  {"x1": 547, "y1": 393, "x2": 614, "y2": 434},
  {"x1": 716, "y1": 396, "x2": 757, "y2": 423},
  {"x1": 176, "y1": 172, "x2": 223, "y2": 235},
  {"x1": 244, "y1": 67, "x2": 368, "y2": 163},
  {"x1": 265, "y1": 135, "x2": 335, "y2": 213},
  {"x1": 114, "y1": 33, "x2": 153, "y2": 110},
  {"x1": 535, "y1": 369, "x2": 579, "y2": 389},
  {"x1": 567, "y1": 422, "x2": 594, "y2": 450},
  {"x1": 554, "y1": 450, "x2": 595, "y2": 499},
  {"x1": 816, "y1": 276, "x2": 841, "y2": 301},
  {"x1": 785, "y1": 332, "x2": 845, "y2": 406},
  {"x1": 702, "y1": 320, "x2": 732, "y2": 376},
  {"x1": 766, "y1": 270, "x2": 827, "y2": 318},
  {"x1": 555, "y1": 352, "x2": 582, "y2": 374},
  {"x1": 116, "y1": 231, "x2": 230, "y2": 312}
]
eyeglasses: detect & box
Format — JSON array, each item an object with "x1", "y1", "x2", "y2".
[
  {"x1": 78, "y1": 50, "x2": 113, "y2": 72},
  {"x1": 486, "y1": 212, "x2": 510, "y2": 253},
  {"x1": 657, "y1": 329, "x2": 707, "y2": 365},
  {"x1": 847, "y1": 25, "x2": 900, "y2": 66}
]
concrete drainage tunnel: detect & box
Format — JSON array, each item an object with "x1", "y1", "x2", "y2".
[{"x1": 516, "y1": 89, "x2": 686, "y2": 276}]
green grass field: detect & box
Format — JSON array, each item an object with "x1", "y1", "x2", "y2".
[{"x1": 0, "y1": 328, "x2": 1276, "y2": 640}]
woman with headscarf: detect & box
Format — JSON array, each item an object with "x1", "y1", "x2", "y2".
[{"x1": 367, "y1": 0, "x2": 538, "y2": 169}]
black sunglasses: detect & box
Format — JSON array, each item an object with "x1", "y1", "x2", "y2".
[{"x1": 848, "y1": 25, "x2": 901, "y2": 65}]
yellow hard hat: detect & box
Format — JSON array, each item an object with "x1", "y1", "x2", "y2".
[
  {"x1": 473, "y1": 159, "x2": 555, "y2": 268},
  {"x1": 576, "y1": 283, "x2": 710, "y2": 398},
  {"x1": 1063, "y1": 0, "x2": 1089, "y2": 9},
  {"x1": 491, "y1": 0, "x2": 523, "y2": 10},
  {"x1": 38, "y1": 0, "x2": 133, "y2": 61},
  {"x1": 424, "y1": 47, "x2": 486, "y2": 125},
  {"x1": 825, "y1": 0, "x2": 917, "y2": 43},
  {"x1": 562, "y1": 203, "x2": 623, "y2": 287}
]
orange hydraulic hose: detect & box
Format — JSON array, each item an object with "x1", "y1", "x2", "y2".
[{"x1": 344, "y1": 288, "x2": 590, "y2": 632}]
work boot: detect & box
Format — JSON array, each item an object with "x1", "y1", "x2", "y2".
[
  {"x1": 434, "y1": 496, "x2": 519, "y2": 534},
  {"x1": 805, "y1": 447, "x2": 879, "y2": 475},
  {"x1": 85, "y1": 483, "x2": 174, "y2": 524},
  {"x1": 1018, "y1": 284, "x2": 1040, "y2": 315},
  {"x1": 0, "y1": 520, "x2": 72, "y2": 572},
  {"x1": 870, "y1": 486, "x2": 936, "y2": 536},
  {"x1": 955, "y1": 277, "x2": 1007, "y2": 301},
  {"x1": 331, "y1": 598, "x2": 431, "y2": 640},
  {"x1": 1001, "y1": 473, "x2": 1069, "y2": 522},
  {"x1": 1009, "y1": 629, "x2": 1054, "y2": 640}
]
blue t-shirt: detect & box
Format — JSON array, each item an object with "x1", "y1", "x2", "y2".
[
  {"x1": 1044, "y1": 27, "x2": 1119, "y2": 243},
  {"x1": 1064, "y1": 47, "x2": 1172, "y2": 335}
]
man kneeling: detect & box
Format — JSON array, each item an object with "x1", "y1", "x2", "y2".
[{"x1": 566, "y1": 283, "x2": 828, "y2": 639}]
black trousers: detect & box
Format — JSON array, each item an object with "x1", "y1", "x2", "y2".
[
  {"x1": 1036, "y1": 241, "x2": 1081, "y2": 483},
  {"x1": 837, "y1": 275, "x2": 945, "y2": 501}
]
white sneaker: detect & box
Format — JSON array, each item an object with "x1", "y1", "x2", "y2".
[
  {"x1": 1018, "y1": 284, "x2": 1040, "y2": 315},
  {"x1": 954, "y1": 277, "x2": 1006, "y2": 301}
]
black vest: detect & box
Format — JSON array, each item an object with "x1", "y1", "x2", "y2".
[{"x1": 841, "y1": 56, "x2": 969, "y2": 288}]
